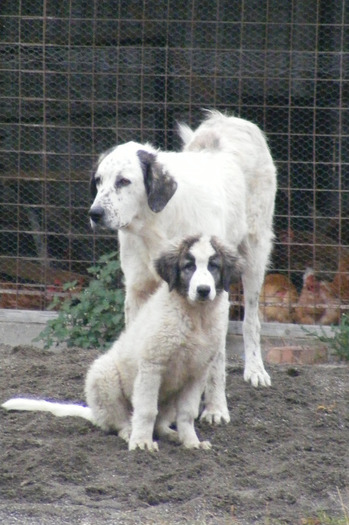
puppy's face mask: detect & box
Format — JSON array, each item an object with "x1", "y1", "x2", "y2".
[{"x1": 155, "y1": 235, "x2": 245, "y2": 303}]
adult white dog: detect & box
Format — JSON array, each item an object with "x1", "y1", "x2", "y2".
[
  {"x1": 88, "y1": 110, "x2": 277, "y2": 423},
  {"x1": 3, "y1": 235, "x2": 244, "y2": 451}
]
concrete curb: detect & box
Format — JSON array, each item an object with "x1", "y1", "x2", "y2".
[{"x1": 0, "y1": 309, "x2": 336, "y2": 364}]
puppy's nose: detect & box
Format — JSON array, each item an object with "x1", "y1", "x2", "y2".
[
  {"x1": 197, "y1": 285, "x2": 211, "y2": 299},
  {"x1": 89, "y1": 205, "x2": 104, "y2": 223}
]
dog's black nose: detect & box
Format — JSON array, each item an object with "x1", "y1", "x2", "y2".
[
  {"x1": 89, "y1": 205, "x2": 104, "y2": 223},
  {"x1": 197, "y1": 285, "x2": 211, "y2": 299}
]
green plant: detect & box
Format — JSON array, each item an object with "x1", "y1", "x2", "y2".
[
  {"x1": 36, "y1": 251, "x2": 125, "y2": 349},
  {"x1": 305, "y1": 313, "x2": 349, "y2": 362}
]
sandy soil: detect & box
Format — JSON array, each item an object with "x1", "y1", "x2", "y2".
[{"x1": 0, "y1": 344, "x2": 348, "y2": 525}]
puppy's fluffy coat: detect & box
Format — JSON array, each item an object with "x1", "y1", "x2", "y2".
[{"x1": 3, "y1": 235, "x2": 244, "y2": 451}]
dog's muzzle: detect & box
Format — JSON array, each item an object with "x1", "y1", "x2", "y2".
[
  {"x1": 196, "y1": 285, "x2": 211, "y2": 301},
  {"x1": 89, "y1": 205, "x2": 105, "y2": 226}
]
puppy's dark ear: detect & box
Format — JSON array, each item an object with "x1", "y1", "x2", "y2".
[
  {"x1": 211, "y1": 237, "x2": 245, "y2": 292},
  {"x1": 154, "y1": 251, "x2": 179, "y2": 291},
  {"x1": 90, "y1": 172, "x2": 97, "y2": 199},
  {"x1": 221, "y1": 251, "x2": 243, "y2": 292},
  {"x1": 137, "y1": 150, "x2": 178, "y2": 213}
]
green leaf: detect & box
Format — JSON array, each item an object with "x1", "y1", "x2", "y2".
[
  {"x1": 62, "y1": 280, "x2": 78, "y2": 291},
  {"x1": 36, "y1": 251, "x2": 125, "y2": 350},
  {"x1": 303, "y1": 313, "x2": 349, "y2": 361}
]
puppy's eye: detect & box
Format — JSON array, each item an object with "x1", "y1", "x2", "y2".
[
  {"x1": 115, "y1": 177, "x2": 131, "y2": 189},
  {"x1": 182, "y1": 262, "x2": 195, "y2": 273},
  {"x1": 94, "y1": 176, "x2": 101, "y2": 186},
  {"x1": 208, "y1": 261, "x2": 220, "y2": 272}
]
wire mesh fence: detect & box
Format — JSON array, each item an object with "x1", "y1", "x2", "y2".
[{"x1": 0, "y1": 0, "x2": 348, "y2": 323}]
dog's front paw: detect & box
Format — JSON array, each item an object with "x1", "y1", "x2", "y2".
[
  {"x1": 118, "y1": 426, "x2": 131, "y2": 443},
  {"x1": 183, "y1": 440, "x2": 212, "y2": 450},
  {"x1": 156, "y1": 426, "x2": 179, "y2": 443},
  {"x1": 128, "y1": 439, "x2": 159, "y2": 452},
  {"x1": 244, "y1": 363, "x2": 271, "y2": 387},
  {"x1": 200, "y1": 407, "x2": 230, "y2": 425}
]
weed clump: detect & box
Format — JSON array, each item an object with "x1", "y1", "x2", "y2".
[{"x1": 36, "y1": 251, "x2": 124, "y2": 349}]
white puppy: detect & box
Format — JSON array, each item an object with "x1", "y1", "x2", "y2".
[
  {"x1": 3, "y1": 235, "x2": 244, "y2": 451},
  {"x1": 88, "y1": 111, "x2": 277, "y2": 423}
]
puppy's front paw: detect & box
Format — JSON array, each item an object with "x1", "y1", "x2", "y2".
[
  {"x1": 128, "y1": 439, "x2": 159, "y2": 452},
  {"x1": 200, "y1": 407, "x2": 230, "y2": 425},
  {"x1": 118, "y1": 426, "x2": 131, "y2": 443},
  {"x1": 183, "y1": 440, "x2": 212, "y2": 450},
  {"x1": 157, "y1": 426, "x2": 179, "y2": 443},
  {"x1": 244, "y1": 363, "x2": 271, "y2": 387}
]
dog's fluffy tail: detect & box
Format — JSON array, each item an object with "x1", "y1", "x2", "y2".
[
  {"x1": 2, "y1": 398, "x2": 95, "y2": 423},
  {"x1": 177, "y1": 122, "x2": 194, "y2": 145}
]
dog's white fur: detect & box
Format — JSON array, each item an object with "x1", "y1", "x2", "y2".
[
  {"x1": 88, "y1": 110, "x2": 277, "y2": 422},
  {"x1": 3, "y1": 236, "x2": 243, "y2": 451}
]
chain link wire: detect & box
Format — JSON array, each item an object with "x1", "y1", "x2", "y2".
[{"x1": 0, "y1": 0, "x2": 348, "y2": 320}]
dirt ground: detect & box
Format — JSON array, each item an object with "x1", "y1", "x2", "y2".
[{"x1": 0, "y1": 343, "x2": 348, "y2": 525}]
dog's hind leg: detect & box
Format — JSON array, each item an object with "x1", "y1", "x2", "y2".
[
  {"x1": 85, "y1": 355, "x2": 131, "y2": 440},
  {"x1": 241, "y1": 237, "x2": 272, "y2": 388},
  {"x1": 155, "y1": 402, "x2": 179, "y2": 443}
]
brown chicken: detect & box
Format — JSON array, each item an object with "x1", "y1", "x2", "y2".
[
  {"x1": 259, "y1": 273, "x2": 298, "y2": 323},
  {"x1": 229, "y1": 281, "x2": 243, "y2": 320},
  {"x1": 294, "y1": 268, "x2": 340, "y2": 325},
  {"x1": 0, "y1": 278, "x2": 84, "y2": 310},
  {"x1": 330, "y1": 254, "x2": 349, "y2": 303},
  {"x1": 0, "y1": 283, "x2": 45, "y2": 310}
]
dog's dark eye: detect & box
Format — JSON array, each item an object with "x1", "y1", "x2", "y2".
[
  {"x1": 94, "y1": 176, "x2": 101, "y2": 186},
  {"x1": 115, "y1": 177, "x2": 131, "y2": 189},
  {"x1": 208, "y1": 261, "x2": 220, "y2": 272},
  {"x1": 182, "y1": 262, "x2": 195, "y2": 273}
]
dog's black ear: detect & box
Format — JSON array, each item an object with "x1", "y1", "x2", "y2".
[
  {"x1": 137, "y1": 150, "x2": 178, "y2": 213},
  {"x1": 221, "y1": 253, "x2": 242, "y2": 292},
  {"x1": 90, "y1": 172, "x2": 97, "y2": 199},
  {"x1": 154, "y1": 251, "x2": 179, "y2": 291},
  {"x1": 211, "y1": 237, "x2": 245, "y2": 292}
]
